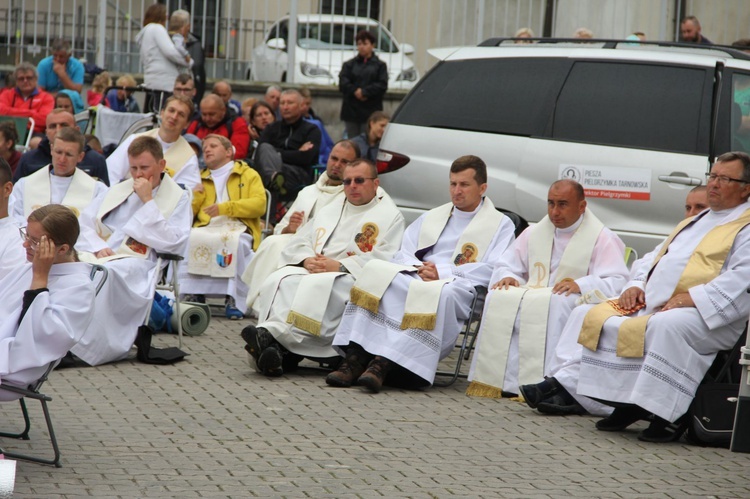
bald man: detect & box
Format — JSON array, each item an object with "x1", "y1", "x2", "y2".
[
  {"x1": 212, "y1": 80, "x2": 242, "y2": 118},
  {"x1": 185, "y1": 94, "x2": 250, "y2": 159}
]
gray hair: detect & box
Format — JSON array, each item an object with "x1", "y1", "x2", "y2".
[
  {"x1": 715, "y1": 151, "x2": 750, "y2": 182},
  {"x1": 14, "y1": 62, "x2": 37, "y2": 79},
  {"x1": 51, "y1": 38, "x2": 72, "y2": 54},
  {"x1": 265, "y1": 84, "x2": 282, "y2": 96}
]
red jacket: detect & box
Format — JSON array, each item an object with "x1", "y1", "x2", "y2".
[
  {"x1": 0, "y1": 87, "x2": 54, "y2": 134},
  {"x1": 185, "y1": 114, "x2": 250, "y2": 160}
]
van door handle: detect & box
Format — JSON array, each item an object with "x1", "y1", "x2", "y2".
[{"x1": 658, "y1": 175, "x2": 704, "y2": 186}]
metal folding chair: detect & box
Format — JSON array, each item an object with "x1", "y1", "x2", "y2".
[
  {"x1": 261, "y1": 188, "x2": 273, "y2": 240},
  {"x1": 0, "y1": 264, "x2": 108, "y2": 467}
]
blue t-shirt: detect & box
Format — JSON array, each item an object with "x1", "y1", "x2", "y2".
[{"x1": 37, "y1": 55, "x2": 84, "y2": 93}]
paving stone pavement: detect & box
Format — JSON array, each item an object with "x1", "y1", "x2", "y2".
[{"x1": 2, "y1": 313, "x2": 749, "y2": 498}]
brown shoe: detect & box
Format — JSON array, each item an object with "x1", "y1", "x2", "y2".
[
  {"x1": 325, "y1": 344, "x2": 370, "y2": 388},
  {"x1": 357, "y1": 356, "x2": 392, "y2": 393}
]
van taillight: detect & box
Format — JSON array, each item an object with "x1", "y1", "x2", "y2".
[{"x1": 376, "y1": 149, "x2": 410, "y2": 174}]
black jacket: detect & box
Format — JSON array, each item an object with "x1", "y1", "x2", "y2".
[
  {"x1": 13, "y1": 136, "x2": 110, "y2": 185},
  {"x1": 338, "y1": 53, "x2": 388, "y2": 123},
  {"x1": 258, "y1": 117, "x2": 322, "y2": 168}
]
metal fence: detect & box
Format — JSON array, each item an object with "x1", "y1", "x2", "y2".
[{"x1": 0, "y1": 0, "x2": 749, "y2": 83}]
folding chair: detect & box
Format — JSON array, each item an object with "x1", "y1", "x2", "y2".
[
  {"x1": 0, "y1": 116, "x2": 34, "y2": 152},
  {"x1": 151, "y1": 253, "x2": 185, "y2": 349},
  {"x1": 433, "y1": 286, "x2": 488, "y2": 387},
  {"x1": 0, "y1": 264, "x2": 108, "y2": 467},
  {"x1": 261, "y1": 188, "x2": 274, "y2": 240}
]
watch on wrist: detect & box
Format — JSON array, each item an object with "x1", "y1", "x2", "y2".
[{"x1": 339, "y1": 263, "x2": 348, "y2": 273}]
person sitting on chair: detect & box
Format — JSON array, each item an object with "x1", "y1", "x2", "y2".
[
  {"x1": 71, "y1": 135, "x2": 192, "y2": 366},
  {"x1": 10, "y1": 127, "x2": 108, "y2": 223},
  {"x1": 185, "y1": 94, "x2": 250, "y2": 160},
  {"x1": 0, "y1": 204, "x2": 95, "y2": 392},
  {"x1": 328, "y1": 155, "x2": 516, "y2": 392},
  {"x1": 179, "y1": 135, "x2": 266, "y2": 319},
  {"x1": 106, "y1": 95, "x2": 200, "y2": 189},
  {"x1": 241, "y1": 159, "x2": 404, "y2": 377}
]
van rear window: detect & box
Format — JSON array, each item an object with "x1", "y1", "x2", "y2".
[{"x1": 393, "y1": 58, "x2": 569, "y2": 136}]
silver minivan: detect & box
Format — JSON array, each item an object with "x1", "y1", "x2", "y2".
[{"x1": 376, "y1": 40, "x2": 750, "y2": 255}]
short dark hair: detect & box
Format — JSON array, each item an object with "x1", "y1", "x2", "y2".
[
  {"x1": 334, "y1": 139, "x2": 361, "y2": 159},
  {"x1": 355, "y1": 30, "x2": 377, "y2": 45},
  {"x1": 175, "y1": 73, "x2": 194, "y2": 86},
  {"x1": 681, "y1": 15, "x2": 700, "y2": 27},
  {"x1": 347, "y1": 158, "x2": 377, "y2": 178},
  {"x1": 716, "y1": 151, "x2": 750, "y2": 181},
  {"x1": 0, "y1": 121, "x2": 18, "y2": 148},
  {"x1": 249, "y1": 101, "x2": 275, "y2": 122},
  {"x1": 0, "y1": 157, "x2": 11, "y2": 185},
  {"x1": 54, "y1": 126, "x2": 85, "y2": 154},
  {"x1": 128, "y1": 135, "x2": 164, "y2": 161},
  {"x1": 551, "y1": 179, "x2": 586, "y2": 201},
  {"x1": 450, "y1": 155, "x2": 487, "y2": 185}
]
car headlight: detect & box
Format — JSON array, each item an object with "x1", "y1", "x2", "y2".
[
  {"x1": 396, "y1": 67, "x2": 418, "y2": 82},
  {"x1": 300, "y1": 62, "x2": 333, "y2": 78}
]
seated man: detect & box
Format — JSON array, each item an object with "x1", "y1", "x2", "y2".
[
  {"x1": 36, "y1": 39, "x2": 84, "y2": 93},
  {"x1": 300, "y1": 86, "x2": 333, "y2": 165},
  {"x1": 241, "y1": 159, "x2": 404, "y2": 377},
  {"x1": 0, "y1": 121, "x2": 21, "y2": 176},
  {"x1": 10, "y1": 127, "x2": 108, "y2": 223},
  {"x1": 212, "y1": 80, "x2": 241, "y2": 117},
  {"x1": 685, "y1": 185, "x2": 708, "y2": 217},
  {"x1": 72, "y1": 136, "x2": 191, "y2": 366},
  {"x1": 107, "y1": 95, "x2": 200, "y2": 189},
  {"x1": 255, "y1": 89, "x2": 321, "y2": 196},
  {"x1": 467, "y1": 180, "x2": 629, "y2": 399},
  {"x1": 186, "y1": 94, "x2": 250, "y2": 160},
  {"x1": 521, "y1": 152, "x2": 750, "y2": 441},
  {"x1": 241, "y1": 139, "x2": 360, "y2": 316},
  {"x1": 0, "y1": 159, "x2": 26, "y2": 278},
  {"x1": 14, "y1": 109, "x2": 109, "y2": 185},
  {"x1": 328, "y1": 155, "x2": 516, "y2": 392},
  {"x1": 179, "y1": 135, "x2": 265, "y2": 319},
  {"x1": 0, "y1": 62, "x2": 55, "y2": 135}
]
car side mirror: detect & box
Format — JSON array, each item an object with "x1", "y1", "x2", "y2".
[
  {"x1": 267, "y1": 38, "x2": 286, "y2": 50},
  {"x1": 401, "y1": 43, "x2": 415, "y2": 55}
]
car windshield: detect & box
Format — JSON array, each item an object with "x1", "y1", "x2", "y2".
[{"x1": 296, "y1": 22, "x2": 397, "y2": 53}]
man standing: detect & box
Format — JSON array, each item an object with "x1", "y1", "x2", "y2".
[
  {"x1": 0, "y1": 63, "x2": 54, "y2": 135},
  {"x1": 467, "y1": 180, "x2": 629, "y2": 399},
  {"x1": 241, "y1": 139, "x2": 360, "y2": 316},
  {"x1": 107, "y1": 95, "x2": 200, "y2": 189},
  {"x1": 36, "y1": 39, "x2": 85, "y2": 93},
  {"x1": 14, "y1": 109, "x2": 109, "y2": 184},
  {"x1": 241, "y1": 159, "x2": 404, "y2": 377},
  {"x1": 328, "y1": 155, "x2": 516, "y2": 392},
  {"x1": 524, "y1": 152, "x2": 750, "y2": 441},
  {"x1": 73, "y1": 136, "x2": 192, "y2": 366},
  {"x1": 10, "y1": 127, "x2": 108, "y2": 223},
  {"x1": 186, "y1": 94, "x2": 250, "y2": 159},
  {"x1": 680, "y1": 15, "x2": 712, "y2": 45},
  {"x1": 255, "y1": 89, "x2": 321, "y2": 196},
  {"x1": 179, "y1": 135, "x2": 266, "y2": 319},
  {"x1": 0, "y1": 159, "x2": 26, "y2": 278},
  {"x1": 339, "y1": 30, "x2": 388, "y2": 139}
]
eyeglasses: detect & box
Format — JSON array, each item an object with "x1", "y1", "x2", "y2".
[
  {"x1": 342, "y1": 177, "x2": 376, "y2": 186},
  {"x1": 173, "y1": 86, "x2": 195, "y2": 93},
  {"x1": 705, "y1": 173, "x2": 749, "y2": 185},
  {"x1": 16, "y1": 76, "x2": 35, "y2": 82},
  {"x1": 19, "y1": 226, "x2": 41, "y2": 249}
]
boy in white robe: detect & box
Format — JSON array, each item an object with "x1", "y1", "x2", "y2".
[
  {"x1": 72, "y1": 136, "x2": 191, "y2": 366},
  {"x1": 521, "y1": 153, "x2": 750, "y2": 442},
  {"x1": 241, "y1": 159, "x2": 405, "y2": 377},
  {"x1": 467, "y1": 180, "x2": 629, "y2": 399},
  {"x1": 10, "y1": 127, "x2": 108, "y2": 223},
  {"x1": 328, "y1": 155, "x2": 517, "y2": 392},
  {"x1": 106, "y1": 95, "x2": 200, "y2": 189},
  {"x1": 0, "y1": 159, "x2": 25, "y2": 278},
  {"x1": 0, "y1": 205, "x2": 95, "y2": 395}
]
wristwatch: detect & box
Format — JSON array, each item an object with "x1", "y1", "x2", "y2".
[{"x1": 339, "y1": 263, "x2": 348, "y2": 273}]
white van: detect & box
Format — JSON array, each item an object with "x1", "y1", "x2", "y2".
[{"x1": 376, "y1": 40, "x2": 750, "y2": 255}]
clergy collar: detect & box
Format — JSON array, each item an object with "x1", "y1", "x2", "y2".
[{"x1": 555, "y1": 212, "x2": 585, "y2": 235}]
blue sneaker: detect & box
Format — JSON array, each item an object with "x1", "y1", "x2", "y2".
[{"x1": 225, "y1": 296, "x2": 244, "y2": 320}]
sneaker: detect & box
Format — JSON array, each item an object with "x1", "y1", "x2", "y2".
[
  {"x1": 225, "y1": 296, "x2": 244, "y2": 320},
  {"x1": 257, "y1": 345, "x2": 284, "y2": 377},
  {"x1": 183, "y1": 294, "x2": 206, "y2": 304}
]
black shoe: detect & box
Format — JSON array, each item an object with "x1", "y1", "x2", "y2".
[
  {"x1": 257, "y1": 345, "x2": 284, "y2": 377},
  {"x1": 638, "y1": 415, "x2": 687, "y2": 443},
  {"x1": 595, "y1": 405, "x2": 651, "y2": 432},
  {"x1": 537, "y1": 391, "x2": 587, "y2": 415},
  {"x1": 518, "y1": 377, "x2": 562, "y2": 409},
  {"x1": 184, "y1": 294, "x2": 206, "y2": 304},
  {"x1": 240, "y1": 325, "x2": 275, "y2": 366}
]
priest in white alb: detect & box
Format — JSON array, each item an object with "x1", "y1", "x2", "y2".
[
  {"x1": 72, "y1": 136, "x2": 192, "y2": 366},
  {"x1": 241, "y1": 158, "x2": 405, "y2": 377},
  {"x1": 241, "y1": 139, "x2": 359, "y2": 316},
  {"x1": 106, "y1": 95, "x2": 200, "y2": 189},
  {"x1": 327, "y1": 155, "x2": 517, "y2": 392},
  {"x1": 0, "y1": 159, "x2": 26, "y2": 278},
  {"x1": 521, "y1": 152, "x2": 750, "y2": 442},
  {"x1": 179, "y1": 134, "x2": 266, "y2": 319},
  {"x1": 10, "y1": 127, "x2": 108, "y2": 223},
  {"x1": 467, "y1": 180, "x2": 629, "y2": 400}
]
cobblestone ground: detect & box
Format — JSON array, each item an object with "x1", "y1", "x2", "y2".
[{"x1": 2, "y1": 314, "x2": 749, "y2": 498}]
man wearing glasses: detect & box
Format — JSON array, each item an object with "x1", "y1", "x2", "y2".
[
  {"x1": 173, "y1": 74, "x2": 198, "y2": 110},
  {"x1": 520, "y1": 151, "x2": 750, "y2": 443},
  {"x1": 241, "y1": 139, "x2": 360, "y2": 316},
  {"x1": 241, "y1": 158, "x2": 404, "y2": 377},
  {"x1": 0, "y1": 63, "x2": 54, "y2": 135}
]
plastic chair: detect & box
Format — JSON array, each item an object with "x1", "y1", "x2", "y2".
[
  {"x1": 0, "y1": 264, "x2": 108, "y2": 467},
  {"x1": 0, "y1": 116, "x2": 35, "y2": 152}
]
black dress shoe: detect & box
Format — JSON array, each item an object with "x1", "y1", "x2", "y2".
[
  {"x1": 518, "y1": 377, "x2": 562, "y2": 409},
  {"x1": 257, "y1": 345, "x2": 284, "y2": 377},
  {"x1": 537, "y1": 391, "x2": 587, "y2": 415},
  {"x1": 595, "y1": 405, "x2": 651, "y2": 431},
  {"x1": 638, "y1": 415, "x2": 687, "y2": 443}
]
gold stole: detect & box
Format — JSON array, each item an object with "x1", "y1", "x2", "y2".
[
  {"x1": 141, "y1": 129, "x2": 196, "y2": 175},
  {"x1": 578, "y1": 208, "x2": 750, "y2": 357},
  {"x1": 23, "y1": 166, "x2": 97, "y2": 218}
]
